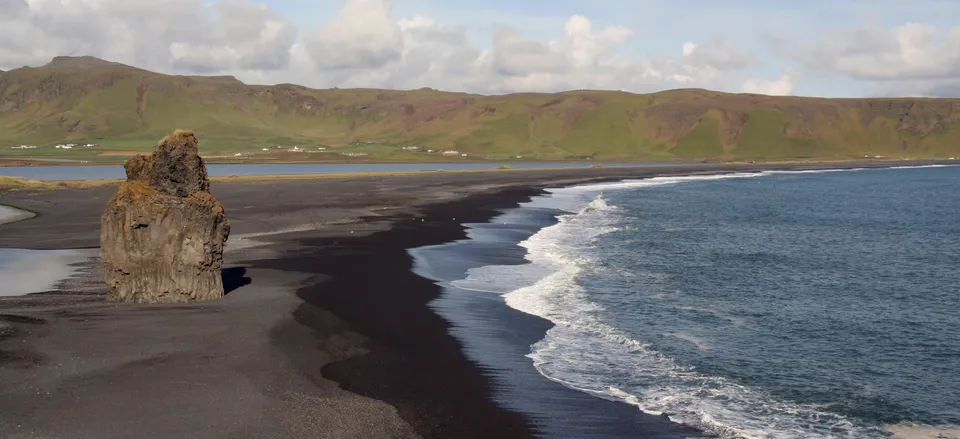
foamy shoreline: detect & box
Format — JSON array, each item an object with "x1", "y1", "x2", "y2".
[
  {"x1": 1, "y1": 161, "x2": 955, "y2": 438},
  {"x1": 478, "y1": 165, "x2": 959, "y2": 439},
  {"x1": 887, "y1": 423, "x2": 960, "y2": 439}
]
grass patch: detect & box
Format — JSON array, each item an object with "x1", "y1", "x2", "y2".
[
  {"x1": 0, "y1": 176, "x2": 122, "y2": 192},
  {"x1": 2, "y1": 59, "x2": 960, "y2": 161}
]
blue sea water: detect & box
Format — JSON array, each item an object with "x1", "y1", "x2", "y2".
[{"x1": 423, "y1": 165, "x2": 960, "y2": 438}]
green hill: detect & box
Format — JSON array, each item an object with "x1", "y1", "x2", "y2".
[{"x1": 2, "y1": 56, "x2": 959, "y2": 162}]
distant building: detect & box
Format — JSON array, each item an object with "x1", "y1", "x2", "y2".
[
  {"x1": 441, "y1": 150, "x2": 460, "y2": 156},
  {"x1": 402, "y1": 146, "x2": 419, "y2": 151}
]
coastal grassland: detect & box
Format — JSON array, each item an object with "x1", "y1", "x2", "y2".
[
  {"x1": 3, "y1": 57, "x2": 960, "y2": 163},
  {"x1": 0, "y1": 175, "x2": 122, "y2": 192}
]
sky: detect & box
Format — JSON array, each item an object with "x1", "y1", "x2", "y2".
[{"x1": 2, "y1": 0, "x2": 960, "y2": 97}]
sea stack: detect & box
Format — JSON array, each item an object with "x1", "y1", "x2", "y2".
[{"x1": 100, "y1": 129, "x2": 230, "y2": 303}]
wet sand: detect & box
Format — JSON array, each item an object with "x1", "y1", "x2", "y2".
[
  {"x1": 0, "y1": 161, "x2": 952, "y2": 438},
  {"x1": 886, "y1": 423, "x2": 960, "y2": 439}
]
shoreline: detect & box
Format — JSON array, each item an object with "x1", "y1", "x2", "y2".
[
  {"x1": 0, "y1": 160, "x2": 960, "y2": 195},
  {"x1": 407, "y1": 192, "x2": 708, "y2": 438},
  {"x1": 0, "y1": 204, "x2": 36, "y2": 225},
  {"x1": 0, "y1": 162, "x2": 954, "y2": 438},
  {"x1": 265, "y1": 186, "x2": 702, "y2": 438},
  {"x1": 2, "y1": 156, "x2": 958, "y2": 168},
  {"x1": 267, "y1": 187, "x2": 548, "y2": 438}
]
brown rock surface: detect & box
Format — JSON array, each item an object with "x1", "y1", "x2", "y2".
[
  {"x1": 123, "y1": 153, "x2": 152, "y2": 181},
  {"x1": 100, "y1": 130, "x2": 230, "y2": 303}
]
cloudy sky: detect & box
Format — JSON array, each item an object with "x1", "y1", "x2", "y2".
[{"x1": 2, "y1": 0, "x2": 959, "y2": 97}]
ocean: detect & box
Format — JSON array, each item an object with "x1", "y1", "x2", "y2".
[{"x1": 412, "y1": 165, "x2": 960, "y2": 439}]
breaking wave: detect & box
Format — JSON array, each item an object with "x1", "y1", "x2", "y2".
[{"x1": 449, "y1": 169, "x2": 923, "y2": 438}]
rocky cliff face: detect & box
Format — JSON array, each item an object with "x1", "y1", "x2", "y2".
[{"x1": 100, "y1": 130, "x2": 230, "y2": 303}]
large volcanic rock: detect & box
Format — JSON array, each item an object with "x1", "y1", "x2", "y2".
[{"x1": 100, "y1": 130, "x2": 230, "y2": 303}]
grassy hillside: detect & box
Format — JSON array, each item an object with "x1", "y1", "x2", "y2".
[{"x1": 2, "y1": 56, "x2": 959, "y2": 163}]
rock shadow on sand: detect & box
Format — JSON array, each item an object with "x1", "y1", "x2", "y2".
[{"x1": 221, "y1": 267, "x2": 252, "y2": 295}]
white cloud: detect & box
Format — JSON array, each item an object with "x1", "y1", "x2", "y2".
[
  {"x1": 301, "y1": 1, "x2": 754, "y2": 94},
  {"x1": 794, "y1": 22, "x2": 960, "y2": 80},
  {"x1": 9, "y1": 0, "x2": 956, "y2": 97},
  {"x1": 682, "y1": 39, "x2": 754, "y2": 70},
  {"x1": 0, "y1": 0, "x2": 766, "y2": 95},
  {"x1": 560, "y1": 14, "x2": 633, "y2": 68},
  {"x1": 0, "y1": 0, "x2": 298, "y2": 73},
  {"x1": 305, "y1": 0, "x2": 404, "y2": 71},
  {"x1": 771, "y1": 21, "x2": 960, "y2": 96},
  {"x1": 170, "y1": 0, "x2": 297, "y2": 72},
  {"x1": 742, "y1": 69, "x2": 796, "y2": 96}
]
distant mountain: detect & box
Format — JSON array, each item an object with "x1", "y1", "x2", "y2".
[
  {"x1": 43, "y1": 56, "x2": 130, "y2": 70},
  {"x1": 1, "y1": 55, "x2": 958, "y2": 160}
]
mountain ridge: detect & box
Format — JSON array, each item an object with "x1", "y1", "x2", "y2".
[{"x1": 1, "y1": 56, "x2": 958, "y2": 161}]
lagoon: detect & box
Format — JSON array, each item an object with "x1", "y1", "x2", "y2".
[{"x1": 0, "y1": 162, "x2": 686, "y2": 181}]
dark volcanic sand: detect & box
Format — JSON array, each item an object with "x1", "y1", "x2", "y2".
[{"x1": 0, "y1": 161, "x2": 952, "y2": 439}]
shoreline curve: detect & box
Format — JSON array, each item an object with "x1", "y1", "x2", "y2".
[{"x1": 0, "y1": 204, "x2": 37, "y2": 225}]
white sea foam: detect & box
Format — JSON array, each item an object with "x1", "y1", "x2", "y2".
[
  {"x1": 885, "y1": 164, "x2": 954, "y2": 170},
  {"x1": 451, "y1": 170, "x2": 907, "y2": 439}
]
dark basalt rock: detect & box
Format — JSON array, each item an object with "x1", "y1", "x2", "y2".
[
  {"x1": 100, "y1": 130, "x2": 230, "y2": 303},
  {"x1": 124, "y1": 153, "x2": 152, "y2": 181},
  {"x1": 148, "y1": 130, "x2": 210, "y2": 196}
]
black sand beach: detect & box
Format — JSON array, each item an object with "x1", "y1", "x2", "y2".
[{"x1": 0, "y1": 161, "x2": 952, "y2": 439}]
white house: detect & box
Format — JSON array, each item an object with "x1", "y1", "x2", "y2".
[{"x1": 441, "y1": 150, "x2": 460, "y2": 156}]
